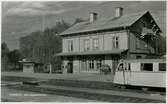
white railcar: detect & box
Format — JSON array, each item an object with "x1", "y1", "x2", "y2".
[{"x1": 113, "y1": 59, "x2": 166, "y2": 88}]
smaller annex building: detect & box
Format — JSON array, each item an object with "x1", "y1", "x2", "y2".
[
  {"x1": 57, "y1": 7, "x2": 162, "y2": 74},
  {"x1": 19, "y1": 59, "x2": 43, "y2": 73}
]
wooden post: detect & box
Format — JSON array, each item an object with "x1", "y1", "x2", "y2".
[{"x1": 49, "y1": 63, "x2": 52, "y2": 74}]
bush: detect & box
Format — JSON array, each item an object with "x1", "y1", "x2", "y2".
[{"x1": 99, "y1": 64, "x2": 111, "y2": 74}]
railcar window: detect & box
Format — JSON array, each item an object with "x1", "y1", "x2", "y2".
[
  {"x1": 141, "y1": 63, "x2": 153, "y2": 71},
  {"x1": 159, "y1": 63, "x2": 166, "y2": 71},
  {"x1": 124, "y1": 63, "x2": 129, "y2": 71},
  {"x1": 118, "y1": 63, "x2": 123, "y2": 71}
]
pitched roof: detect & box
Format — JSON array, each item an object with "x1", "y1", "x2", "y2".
[
  {"x1": 60, "y1": 11, "x2": 149, "y2": 36},
  {"x1": 19, "y1": 58, "x2": 42, "y2": 64}
]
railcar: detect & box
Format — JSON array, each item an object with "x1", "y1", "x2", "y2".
[{"x1": 113, "y1": 59, "x2": 166, "y2": 88}]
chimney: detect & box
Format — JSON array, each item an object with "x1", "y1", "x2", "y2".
[
  {"x1": 89, "y1": 12, "x2": 98, "y2": 23},
  {"x1": 115, "y1": 7, "x2": 123, "y2": 18}
]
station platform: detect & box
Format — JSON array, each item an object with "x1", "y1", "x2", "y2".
[{"x1": 2, "y1": 72, "x2": 114, "y2": 82}]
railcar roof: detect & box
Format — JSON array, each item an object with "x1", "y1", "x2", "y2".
[{"x1": 122, "y1": 59, "x2": 166, "y2": 63}]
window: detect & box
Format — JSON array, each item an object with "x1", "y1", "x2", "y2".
[
  {"x1": 97, "y1": 60, "x2": 102, "y2": 69},
  {"x1": 93, "y1": 38, "x2": 99, "y2": 50},
  {"x1": 81, "y1": 59, "x2": 87, "y2": 71},
  {"x1": 159, "y1": 63, "x2": 166, "y2": 71},
  {"x1": 136, "y1": 56, "x2": 142, "y2": 59},
  {"x1": 118, "y1": 63, "x2": 123, "y2": 71},
  {"x1": 117, "y1": 63, "x2": 129, "y2": 71},
  {"x1": 128, "y1": 63, "x2": 131, "y2": 71},
  {"x1": 68, "y1": 40, "x2": 73, "y2": 52},
  {"x1": 89, "y1": 60, "x2": 94, "y2": 70},
  {"x1": 115, "y1": 37, "x2": 119, "y2": 48},
  {"x1": 113, "y1": 36, "x2": 119, "y2": 48},
  {"x1": 141, "y1": 63, "x2": 153, "y2": 71},
  {"x1": 84, "y1": 39, "x2": 90, "y2": 51}
]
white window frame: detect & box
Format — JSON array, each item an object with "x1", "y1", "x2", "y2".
[
  {"x1": 89, "y1": 60, "x2": 94, "y2": 70},
  {"x1": 68, "y1": 40, "x2": 73, "y2": 52},
  {"x1": 84, "y1": 39, "x2": 90, "y2": 51},
  {"x1": 93, "y1": 38, "x2": 99, "y2": 50},
  {"x1": 113, "y1": 36, "x2": 119, "y2": 49},
  {"x1": 97, "y1": 59, "x2": 102, "y2": 69}
]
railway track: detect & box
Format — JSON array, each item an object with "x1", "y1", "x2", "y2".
[
  {"x1": 2, "y1": 83, "x2": 165, "y2": 103},
  {"x1": 2, "y1": 76, "x2": 165, "y2": 95}
]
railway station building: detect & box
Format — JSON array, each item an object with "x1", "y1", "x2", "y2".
[{"x1": 57, "y1": 7, "x2": 163, "y2": 74}]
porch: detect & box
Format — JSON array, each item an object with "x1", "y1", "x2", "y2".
[{"x1": 57, "y1": 49, "x2": 128, "y2": 74}]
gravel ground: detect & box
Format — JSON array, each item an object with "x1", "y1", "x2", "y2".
[
  {"x1": 2, "y1": 85, "x2": 164, "y2": 103},
  {"x1": 1, "y1": 87, "x2": 97, "y2": 102}
]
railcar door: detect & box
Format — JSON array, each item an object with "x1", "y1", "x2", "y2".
[
  {"x1": 118, "y1": 62, "x2": 131, "y2": 85},
  {"x1": 114, "y1": 62, "x2": 131, "y2": 85},
  {"x1": 117, "y1": 63, "x2": 126, "y2": 85},
  {"x1": 124, "y1": 63, "x2": 131, "y2": 85}
]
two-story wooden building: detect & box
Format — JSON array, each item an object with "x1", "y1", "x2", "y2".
[{"x1": 57, "y1": 7, "x2": 162, "y2": 74}]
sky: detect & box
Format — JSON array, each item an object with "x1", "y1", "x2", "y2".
[{"x1": 1, "y1": 1, "x2": 166, "y2": 50}]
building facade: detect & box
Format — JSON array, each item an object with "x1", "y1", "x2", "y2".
[{"x1": 57, "y1": 7, "x2": 162, "y2": 74}]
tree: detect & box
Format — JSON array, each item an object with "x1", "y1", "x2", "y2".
[
  {"x1": 19, "y1": 19, "x2": 70, "y2": 72},
  {"x1": 1, "y1": 42, "x2": 9, "y2": 71},
  {"x1": 8, "y1": 49, "x2": 22, "y2": 70},
  {"x1": 19, "y1": 31, "x2": 42, "y2": 58},
  {"x1": 2, "y1": 42, "x2": 9, "y2": 57},
  {"x1": 73, "y1": 18, "x2": 85, "y2": 25}
]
